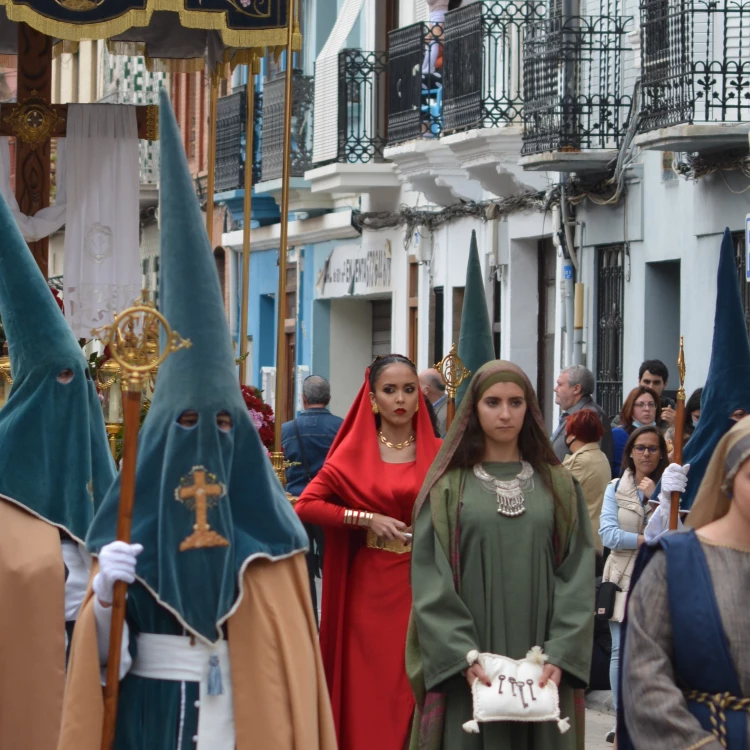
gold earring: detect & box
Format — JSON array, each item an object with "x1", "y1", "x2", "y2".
[
  {"x1": 415, "y1": 403, "x2": 419, "y2": 412},
  {"x1": 372, "y1": 404, "x2": 379, "y2": 415}
]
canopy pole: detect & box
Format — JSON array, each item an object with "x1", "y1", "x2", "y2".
[
  {"x1": 670, "y1": 336, "x2": 687, "y2": 530},
  {"x1": 238, "y1": 72, "x2": 255, "y2": 386},
  {"x1": 270, "y1": 0, "x2": 296, "y2": 485},
  {"x1": 206, "y1": 71, "x2": 220, "y2": 240}
]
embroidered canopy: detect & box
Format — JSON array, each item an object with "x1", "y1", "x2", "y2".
[{"x1": 0, "y1": 0, "x2": 293, "y2": 49}]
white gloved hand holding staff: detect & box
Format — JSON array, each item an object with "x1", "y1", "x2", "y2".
[{"x1": 644, "y1": 463, "x2": 690, "y2": 544}]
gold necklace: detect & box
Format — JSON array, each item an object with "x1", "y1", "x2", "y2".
[{"x1": 378, "y1": 431, "x2": 415, "y2": 450}]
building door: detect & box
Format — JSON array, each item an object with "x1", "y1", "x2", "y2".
[
  {"x1": 372, "y1": 299, "x2": 392, "y2": 359},
  {"x1": 596, "y1": 245, "x2": 625, "y2": 420},
  {"x1": 537, "y1": 239, "x2": 557, "y2": 431}
]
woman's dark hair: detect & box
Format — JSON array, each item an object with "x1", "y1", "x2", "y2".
[
  {"x1": 565, "y1": 409, "x2": 604, "y2": 444},
  {"x1": 368, "y1": 354, "x2": 419, "y2": 430},
  {"x1": 686, "y1": 387, "x2": 703, "y2": 418},
  {"x1": 619, "y1": 386, "x2": 662, "y2": 434},
  {"x1": 368, "y1": 354, "x2": 417, "y2": 390},
  {"x1": 622, "y1": 425, "x2": 669, "y2": 481}
]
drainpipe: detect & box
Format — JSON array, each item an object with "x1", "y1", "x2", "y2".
[{"x1": 573, "y1": 282, "x2": 584, "y2": 365}]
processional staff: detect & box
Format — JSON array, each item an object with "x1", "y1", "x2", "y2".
[
  {"x1": 93, "y1": 292, "x2": 190, "y2": 750},
  {"x1": 435, "y1": 343, "x2": 472, "y2": 432},
  {"x1": 670, "y1": 337, "x2": 687, "y2": 530}
]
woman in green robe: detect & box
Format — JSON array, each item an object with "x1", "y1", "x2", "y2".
[{"x1": 406, "y1": 360, "x2": 595, "y2": 749}]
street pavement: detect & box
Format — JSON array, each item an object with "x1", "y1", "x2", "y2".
[{"x1": 585, "y1": 709, "x2": 615, "y2": 750}]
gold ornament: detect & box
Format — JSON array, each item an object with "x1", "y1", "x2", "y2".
[
  {"x1": 378, "y1": 432, "x2": 415, "y2": 450},
  {"x1": 174, "y1": 466, "x2": 230, "y2": 551},
  {"x1": 372, "y1": 403, "x2": 379, "y2": 415},
  {"x1": 3, "y1": 92, "x2": 65, "y2": 150}
]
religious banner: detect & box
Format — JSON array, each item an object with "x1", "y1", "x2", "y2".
[
  {"x1": 63, "y1": 104, "x2": 141, "y2": 338},
  {"x1": 0, "y1": 0, "x2": 292, "y2": 48}
]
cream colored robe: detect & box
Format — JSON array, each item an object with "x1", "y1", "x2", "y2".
[
  {"x1": 0, "y1": 498, "x2": 67, "y2": 750},
  {"x1": 58, "y1": 552, "x2": 337, "y2": 750}
]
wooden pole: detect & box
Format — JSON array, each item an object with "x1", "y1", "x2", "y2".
[
  {"x1": 238, "y1": 73, "x2": 255, "y2": 386},
  {"x1": 15, "y1": 24, "x2": 52, "y2": 276},
  {"x1": 206, "y1": 72, "x2": 219, "y2": 240},
  {"x1": 669, "y1": 336, "x2": 686, "y2": 530},
  {"x1": 270, "y1": 0, "x2": 296, "y2": 484},
  {"x1": 100, "y1": 384, "x2": 141, "y2": 750}
]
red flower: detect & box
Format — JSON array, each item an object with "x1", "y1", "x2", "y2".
[{"x1": 241, "y1": 385, "x2": 276, "y2": 452}]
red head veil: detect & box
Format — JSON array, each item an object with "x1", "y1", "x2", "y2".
[{"x1": 312, "y1": 362, "x2": 442, "y2": 731}]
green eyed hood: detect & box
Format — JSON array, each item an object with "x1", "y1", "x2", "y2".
[
  {"x1": 0, "y1": 190, "x2": 115, "y2": 542},
  {"x1": 87, "y1": 90, "x2": 307, "y2": 644}
]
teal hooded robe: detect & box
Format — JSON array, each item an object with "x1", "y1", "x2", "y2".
[{"x1": 59, "y1": 90, "x2": 333, "y2": 750}]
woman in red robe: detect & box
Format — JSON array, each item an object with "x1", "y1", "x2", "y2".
[{"x1": 296, "y1": 354, "x2": 442, "y2": 750}]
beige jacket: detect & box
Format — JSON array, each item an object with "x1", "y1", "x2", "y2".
[
  {"x1": 602, "y1": 470, "x2": 652, "y2": 594},
  {"x1": 562, "y1": 442, "x2": 610, "y2": 553}
]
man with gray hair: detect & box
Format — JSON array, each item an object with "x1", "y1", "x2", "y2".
[
  {"x1": 550, "y1": 365, "x2": 614, "y2": 468},
  {"x1": 281, "y1": 375, "x2": 343, "y2": 623},
  {"x1": 419, "y1": 367, "x2": 448, "y2": 436}
]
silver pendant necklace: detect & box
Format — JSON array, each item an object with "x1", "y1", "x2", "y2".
[{"x1": 473, "y1": 461, "x2": 534, "y2": 517}]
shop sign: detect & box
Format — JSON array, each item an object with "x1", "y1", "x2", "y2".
[{"x1": 317, "y1": 243, "x2": 392, "y2": 298}]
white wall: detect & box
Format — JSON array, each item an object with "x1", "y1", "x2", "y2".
[{"x1": 328, "y1": 298, "x2": 373, "y2": 416}]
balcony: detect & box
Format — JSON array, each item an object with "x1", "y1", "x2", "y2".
[
  {"x1": 519, "y1": 14, "x2": 634, "y2": 172},
  {"x1": 215, "y1": 89, "x2": 262, "y2": 193},
  {"x1": 635, "y1": 0, "x2": 750, "y2": 152},
  {"x1": 306, "y1": 49, "x2": 400, "y2": 196},
  {"x1": 440, "y1": 0, "x2": 549, "y2": 194},
  {"x1": 258, "y1": 70, "x2": 332, "y2": 212}
]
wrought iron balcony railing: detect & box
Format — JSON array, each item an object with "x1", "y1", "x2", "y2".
[
  {"x1": 260, "y1": 71, "x2": 314, "y2": 182},
  {"x1": 442, "y1": 0, "x2": 546, "y2": 134},
  {"x1": 387, "y1": 22, "x2": 444, "y2": 144},
  {"x1": 522, "y1": 14, "x2": 633, "y2": 155},
  {"x1": 639, "y1": 0, "x2": 750, "y2": 131},
  {"x1": 335, "y1": 49, "x2": 389, "y2": 163},
  {"x1": 215, "y1": 89, "x2": 263, "y2": 193}
]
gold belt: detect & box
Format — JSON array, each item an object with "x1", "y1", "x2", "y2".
[{"x1": 366, "y1": 530, "x2": 412, "y2": 554}]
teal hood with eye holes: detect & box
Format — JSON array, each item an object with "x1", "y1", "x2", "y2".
[
  {"x1": 86, "y1": 90, "x2": 307, "y2": 644},
  {"x1": 0, "y1": 188, "x2": 115, "y2": 543}
]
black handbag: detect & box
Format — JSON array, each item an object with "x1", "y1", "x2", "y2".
[{"x1": 595, "y1": 580, "x2": 622, "y2": 621}]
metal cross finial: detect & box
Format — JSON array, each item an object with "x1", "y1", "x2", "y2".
[
  {"x1": 435, "y1": 343, "x2": 471, "y2": 399},
  {"x1": 92, "y1": 290, "x2": 190, "y2": 391}
]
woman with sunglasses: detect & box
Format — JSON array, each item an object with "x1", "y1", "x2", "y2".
[
  {"x1": 611, "y1": 386, "x2": 662, "y2": 476},
  {"x1": 598, "y1": 425, "x2": 685, "y2": 743}
]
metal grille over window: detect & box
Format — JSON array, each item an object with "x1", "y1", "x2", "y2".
[
  {"x1": 521, "y1": 13, "x2": 632, "y2": 154},
  {"x1": 596, "y1": 245, "x2": 625, "y2": 420},
  {"x1": 261, "y1": 72, "x2": 314, "y2": 182},
  {"x1": 442, "y1": 0, "x2": 546, "y2": 134},
  {"x1": 640, "y1": 0, "x2": 750, "y2": 129}
]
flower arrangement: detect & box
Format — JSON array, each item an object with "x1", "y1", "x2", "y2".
[{"x1": 241, "y1": 385, "x2": 275, "y2": 452}]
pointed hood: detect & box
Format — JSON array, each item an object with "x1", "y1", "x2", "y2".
[
  {"x1": 87, "y1": 90, "x2": 307, "y2": 644},
  {"x1": 457, "y1": 230, "x2": 495, "y2": 405},
  {"x1": 681, "y1": 228, "x2": 750, "y2": 509},
  {"x1": 0, "y1": 189, "x2": 115, "y2": 542}
]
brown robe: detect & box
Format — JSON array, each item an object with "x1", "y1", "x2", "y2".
[
  {"x1": 0, "y1": 498, "x2": 67, "y2": 750},
  {"x1": 58, "y1": 551, "x2": 337, "y2": 750}
]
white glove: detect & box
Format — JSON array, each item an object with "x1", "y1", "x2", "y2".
[
  {"x1": 658, "y1": 463, "x2": 690, "y2": 506},
  {"x1": 93, "y1": 541, "x2": 143, "y2": 605}
]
